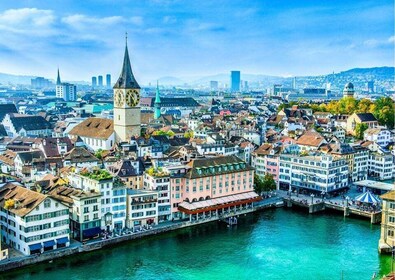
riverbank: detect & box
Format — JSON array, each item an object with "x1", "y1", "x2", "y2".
[
  {"x1": 0, "y1": 197, "x2": 282, "y2": 273},
  {"x1": 1, "y1": 207, "x2": 386, "y2": 280}
]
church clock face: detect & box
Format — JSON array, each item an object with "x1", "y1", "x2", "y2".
[
  {"x1": 114, "y1": 90, "x2": 124, "y2": 107},
  {"x1": 125, "y1": 89, "x2": 140, "y2": 107}
]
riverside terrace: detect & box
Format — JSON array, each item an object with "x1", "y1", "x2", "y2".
[{"x1": 280, "y1": 185, "x2": 383, "y2": 224}]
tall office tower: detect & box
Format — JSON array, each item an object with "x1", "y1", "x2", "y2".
[
  {"x1": 230, "y1": 71, "x2": 241, "y2": 92},
  {"x1": 244, "y1": 81, "x2": 249, "y2": 91},
  {"x1": 367, "y1": 81, "x2": 374, "y2": 93},
  {"x1": 56, "y1": 69, "x2": 77, "y2": 101},
  {"x1": 92, "y1": 76, "x2": 97, "y2": 88},
  {"x1": 210, "y1": 81, "x2": 218, "y2": 91},
  {"x1": 293, "y1": 77, "x2": 296, "y2": 89},
  {"x1": 98, "y1": 75, "x2": 103, "y2": 87},
  {"x1": 106, "y1": 74, "x2": 111, "y2": 89}
]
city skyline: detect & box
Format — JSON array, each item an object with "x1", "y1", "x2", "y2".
[{"x1": 0, "y1": 0, "x2": 393, "y2": 84}]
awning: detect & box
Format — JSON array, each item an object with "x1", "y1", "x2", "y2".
[
  {"x1": 29, "y1": 243, "x2": 42, "y2": 251},
  {"x1": 355, "y1": 191, "x2": 381, "y2": 204},
  {"x1": 83, "y1": 227, "x2": 101, "y2": 238},
  {"x1": 56, "y1": 237, "x2": 69, "y2": 245},
  {"x1": 43, "y1": 240, "x2": 55, "y2": 247},
  {"x1": 178, "y1": 191, "x2": 261, "y2": 214}
]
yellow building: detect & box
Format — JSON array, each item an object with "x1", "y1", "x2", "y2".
[
  {"x1": 346, "y1": 113, "x2": 378, "y2": 136},
  {"x1": 379, "y1": 191, "x2": 395, "y2": 253}
]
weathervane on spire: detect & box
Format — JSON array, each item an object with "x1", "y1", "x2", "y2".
[{"x1": 125, "y1": 32, "x2": 128, "y2": 46}]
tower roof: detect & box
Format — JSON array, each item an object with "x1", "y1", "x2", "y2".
[
  {"x1": 155, "y1": 81, "x2": 161, "y2": 104},
  {"x1": 113, "y1": 37, "x2": 140, "y2": 89},
  {"x1": 56, "y1": 68, "x2": 61, "y2": 85}
]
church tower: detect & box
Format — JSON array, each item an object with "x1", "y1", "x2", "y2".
[
  {"x1": 154, "y1": 81, "x2": 161, "y2": 119},
  {"x1": 113, "y1": 35, "x2": 141, "y2": 143}
]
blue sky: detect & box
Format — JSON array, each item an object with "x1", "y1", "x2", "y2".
[{"x1": 0, "y1": 0, "x2": 393, "y2": 84}]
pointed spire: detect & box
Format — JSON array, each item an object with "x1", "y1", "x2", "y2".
[
  {"x1": 113, "y1": 33, "x2": 140, "y2": 89},
  {"x1": 155, "y1": 80, "x2": 161, "y2": 104},
  {"x1": 56, "y1": 68, "x2": 61, "y2": 85}
]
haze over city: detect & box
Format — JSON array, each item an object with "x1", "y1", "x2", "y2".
[{"x1": 0, "y1": 0, "x2": 394, "y2": 84}]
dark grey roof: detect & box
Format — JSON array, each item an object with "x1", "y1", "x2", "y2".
[
  {"x1": 356, "y1": 113, "x2": 377, "y2": 122},
  {"x1": 0, "y1": 104, "x2": 18, "y2": 121},
  {"x1": 16, "y1": 150, "x2": 45, "y2": 163},
  {"x1": 10, "y1": 116, "x2": 52, "y2": 132},
  {"x1": 108, "y1": 159, "x2": 141, "y2": 177},
  {"x1": 113, "y1": 45, "x2": 140, "y2": 89},
  {"x1": 0, "y1": 124, "x2": 7, "y2": 137},
  {"x1": 159, "y1": 97, "x2": 199, "y2": 107}
]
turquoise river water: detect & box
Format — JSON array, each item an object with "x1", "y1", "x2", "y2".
[{"x1": 1, "y1": 208, "x2": 391, "y2": 280}]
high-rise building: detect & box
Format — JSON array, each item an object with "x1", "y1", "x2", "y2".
[
  {"x1": 106, "y1": 74, "x2": 111, "y2": 89},
  {"x1": 230, "y1": 71, "x2": 240, "y2": 92},
  {"x1": 56, "y1": 69, "x2": 77, "y2": 101},
  {"x1": 98, "y1": 75, "x2": 103, "y2": 87},
  {"x1": 210, "y1": 81, "x2": 218, "y2": 91},
  {"x1": 113, "y1": 36, "x2": 141, "y2": 142},
  {"x1": 31, "y1": 77, "x2": 53, "y2": 89},
  {"x1": 368, "y1": 81, "x2": 374, "y2": 93},
  {"x1": 92, "y1": 76, "x2": 97, "y2": 88},
  {"x1": 244, "y1": 81, "x2": 248, "y2": 91}
]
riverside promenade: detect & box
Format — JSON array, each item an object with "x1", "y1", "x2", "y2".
[
  {"x1": 0, "y1": 196, "x2": 282, "y2": 273},
  {"x1": 282, "y1": 190, "x2": 382, "y2": 224}
]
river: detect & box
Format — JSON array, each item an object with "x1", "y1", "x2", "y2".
[{"x1": 1, "y1": 208, "x2": 391, "y2": 280}]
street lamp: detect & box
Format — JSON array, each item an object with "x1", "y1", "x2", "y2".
[
  {"x1": 310, "y1": 194, "x2": 315, "y2": 204},
  {"x1": 346, "y1": 196, "x2": 350, "y2": 206}
]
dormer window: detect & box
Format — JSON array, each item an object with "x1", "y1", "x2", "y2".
[{"x1": 44, "y1": 199, "x2": 51, "y2": 208}]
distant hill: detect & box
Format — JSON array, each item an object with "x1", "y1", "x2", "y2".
[
  {"x1": 340, "y1": 67, "x2": 394, "y2": 77},
  {"x1": 0, "y1": 73, "x2": 37, "y2": 85}
]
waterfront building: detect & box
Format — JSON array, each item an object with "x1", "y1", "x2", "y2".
[
  {"x1": 177, "y1": 155, "x2": 258, "y2": 221},
  {"x1": 48, "y1": 186, "x2": 102, "y2": 241},
  {"x1": 92, "y1": 76, "x2": 97, "y2": 88},
  {"x1": 113, "y1": 37, "x2": 141, "y2": 142},
  {"x1": 346, "y1": 113, "x2": 378, "y2": 135},
  {"x1": 126, "y1": 189, "x2": 158, "y2": 228},
  {"x1": 230, "y1": 71, "x2": 241, "y2": 93},
  {"x1": 0, "y1": 183, "x2": 70, "y2": 256},
  {"x1": 0, "y1": 232, "x2": 8, "y2": 260},
  {"x1": 368, "y1": 150, "x2": 394, "y2": 180},
  {"x1": 251, "y1": 143, "x2": 281, "y2": 183},
  {"x1": 68, "y1": 171, "x2": 127, "y2": 231},
  {"x1": 364, "y1": 128, "x2": 392, "y2": 147},
  {"x1": 278, "y1": 152, "x2": 349, "y2": 193},
  {"x1": 68, "y1": 117, "x2": 115, "y2": 151},
  {"x1": 379, "y1": 191, "x2": 395, "y2": 253},
  {"x1": 56, "y1": 69, "x2": 76, "y2": 101},
  {"x1": 143, "y1": 168, "x2": 171, "y2": 222}
]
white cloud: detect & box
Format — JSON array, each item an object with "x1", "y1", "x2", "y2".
[
  {"x1": 130, "y1": 16, "x2": 143, "y2": 26},
  {"x1": 62, "y1": 14, "x2": 124, "y2": 29},
  {"x1": 363, "y1": 36, "x2": 394, "y2": 48},
  {"x1": 0, "y1": 8, "x2": 55, "y2": 35}
]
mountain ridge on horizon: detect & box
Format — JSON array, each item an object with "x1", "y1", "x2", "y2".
[{"x1": 0, "y1": 66, "x2": 393, "y2": 87}]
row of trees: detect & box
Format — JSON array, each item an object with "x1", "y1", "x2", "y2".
[
  {"x1": 309, "y1": 97, "x2": 394, "y2": 129},
  {"x1": 279, "y1": 97, "x2": 394, "y2": 129}
]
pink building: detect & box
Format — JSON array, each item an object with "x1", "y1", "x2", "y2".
[
  {"x1": 170, "y1": 155, "x2": 260, "y2": 221},
  {"x1": 251, "y1": 144, "x2": 281, "y2": 183}
]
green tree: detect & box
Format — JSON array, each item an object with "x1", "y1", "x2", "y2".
[
  {"x1": 184, "y1": 130, "x2": 194, "y2": 138},
  {"x1": 262, "y1": 174, "x2": 277, "y2": 192},
  {"x1": 356, "y1": 99, "x2": 374, "y2": 113},
  {"x1": 94, "y1": 149, "x2": 103, "y2": 160},
  {"x1": 254, "y1": 174, "x2": 265, "y2": 195},
  {"x1": 372, "y1": 97, "x2": 395, "y2": 129},
  {"x1": 355, "y1": 123, "x2": 368, "y2": 139}
]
